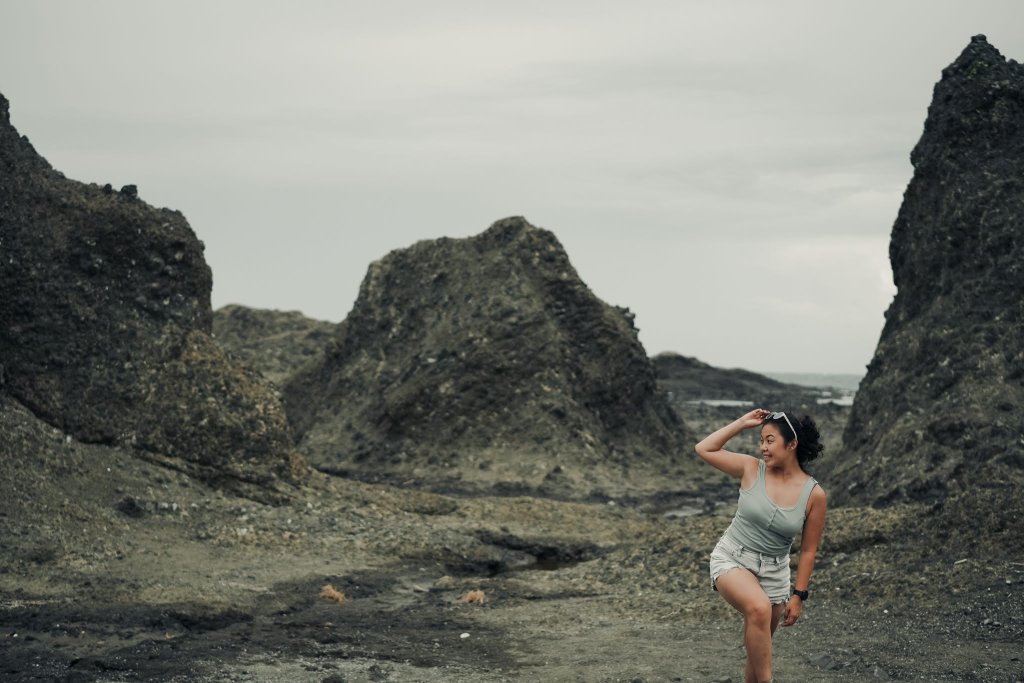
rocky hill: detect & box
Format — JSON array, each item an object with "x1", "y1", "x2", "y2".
[
  {"x1": 653, "y1": 352, "x2": 830, "y2": 407},
  {"x1": 282, "y1": 217, "x2": 692, "y2": 496},
  {"x1": 0, "y1": 92, "x2": 301, "y2": 491},
  {"x1": 212, "y1": 305, "x2": 334, "y2": 386},
  {"x1": 830, "y1": 35, "x2": 1024, "y2": 506}
]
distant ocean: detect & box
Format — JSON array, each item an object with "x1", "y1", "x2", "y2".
[{"x1": 684, "y1": 372, "x2": 864, "y2": 408}]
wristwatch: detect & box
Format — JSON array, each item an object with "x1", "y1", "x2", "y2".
[{"x1": 792, "y1": 588, "x2": 809, "y2": 600}]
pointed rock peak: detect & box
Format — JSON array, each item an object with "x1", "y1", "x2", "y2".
[
  {"x1": 487, "y1": 215, "x2": 531, "y2": 232},
  {"x1": 942, "y1": 33, "x2": 1012, "y2": 81},
  {"x1": 909, "y1": 35, "x2": 1023, "y2": 168},
  {"x1": 963, "y1": 33, "x2": 1000, "y2": 56},
  {"x1": 479, "y1": 215, "x2": 560, "y2": 250},
  {"x1": 0, "y1": 92, "x2": 10, "y2": 125}
]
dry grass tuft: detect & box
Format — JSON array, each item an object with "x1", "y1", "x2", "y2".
[
  {"x1": 320, "y1": 584, "x2": 346, "y2": 605},
  {"x1": 459, "y1": 589, "x2": 486, "y2": 604}
]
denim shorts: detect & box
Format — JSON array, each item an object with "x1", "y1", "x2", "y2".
[{"x1": 709, "y1": 534, "x2": 791, "y2": 604}]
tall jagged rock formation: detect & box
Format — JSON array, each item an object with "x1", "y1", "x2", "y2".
[
  {"x1": 283, "y1": 217, "x2": 689, "y2": 491},
  {"x1": 832, "y1": 36, "x2": 1024, "y2": 506},
  {"x1": 0, "y1": 93, "x2": 300, "y2": 488}
]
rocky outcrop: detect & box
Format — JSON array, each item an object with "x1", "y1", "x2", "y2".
[
  {"x1": 830, "y1": 36, "x2": 1024, "y2": 506},
  {"x1": 0, "y1": 92, "x2": 301, "y2": 488},
  {"x1": 653, "y1": 353, "x2": 825, "y2": 408},
  {"x1": 213, "y1": 305, "x2": 335, "y2": 386},
  {"x1": 283, "y1": 217, "x2": 689, "y2": 489}
]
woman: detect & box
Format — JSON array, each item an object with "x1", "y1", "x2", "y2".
[{"x1": 695, "y1": 408, "x2": 827, "y2": 683}]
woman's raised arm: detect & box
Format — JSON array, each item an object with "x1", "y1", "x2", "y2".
[{"x1": 694, "y1": 409, "x2": 766, "y2": 479}]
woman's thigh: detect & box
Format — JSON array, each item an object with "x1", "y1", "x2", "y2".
[{"x1": 714, "y1": 567, "x2": 772, "y2": 618}]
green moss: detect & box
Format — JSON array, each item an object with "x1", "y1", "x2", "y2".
[{"x1": 966, "y1": 59, "x2": 987, "y2": 80}]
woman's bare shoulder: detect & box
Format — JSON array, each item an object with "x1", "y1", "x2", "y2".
[{"x1": 809, "y1": 484, "x2": 827, "y2": 505}]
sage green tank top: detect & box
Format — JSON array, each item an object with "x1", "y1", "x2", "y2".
[{"x1": 723, "y1": 460, "x2": 818, "y2": 557}]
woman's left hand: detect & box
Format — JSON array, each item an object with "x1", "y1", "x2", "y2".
[{"x1": 782, "y1": 598, "x2": 802, "y2": 627}]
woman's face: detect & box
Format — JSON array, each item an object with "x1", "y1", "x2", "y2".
[{"x1": 759, "y1": 423, "x2": 793, "y2": 463}]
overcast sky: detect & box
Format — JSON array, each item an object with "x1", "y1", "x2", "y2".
[{"x1": 2, "y1": 2, "x2": 1022, "y2": 374}]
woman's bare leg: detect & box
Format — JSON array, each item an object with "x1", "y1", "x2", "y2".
[{"x1": 715, "y1": 569, "x2": 774, "y2": 683}]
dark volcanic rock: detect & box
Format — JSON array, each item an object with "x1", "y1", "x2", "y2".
[
  {"x1": 213, "y1": 305, "x2": 335, "y2": 386},
  {"x1": 830, "y1": 36, "x2": 1024, "y2": 506},
  {"x1": 283, "y1": 217, "x2": 689, "y2": 489},
  {"x1": 0, "y1": 92, "x2": 300, "y2": 487}
]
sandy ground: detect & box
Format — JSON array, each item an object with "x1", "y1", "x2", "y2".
[{"x1": 2, "y1": 403, "x2": 1023, "y2": 682}]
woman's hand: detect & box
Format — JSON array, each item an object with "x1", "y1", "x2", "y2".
[
  {"x1": 738, "y1": 408, "x2": 770, "y2": 430},
  {"x1": 782, "y1": 597, "x2": 802, "y2": 627}
]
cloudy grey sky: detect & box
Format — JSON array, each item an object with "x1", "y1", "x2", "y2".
[{"x1": 3, "y1": 1, "x2": 1022, "y2": 374}]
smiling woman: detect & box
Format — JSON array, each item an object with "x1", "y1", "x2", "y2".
[{"x1": 693, "y1": 408, "x2": 827, "y2": 683}]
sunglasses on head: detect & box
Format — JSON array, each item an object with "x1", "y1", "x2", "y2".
[{"x1": 764, "y1": 411, "x2": 799, "y2": 440}]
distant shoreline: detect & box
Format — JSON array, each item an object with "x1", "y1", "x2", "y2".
[{"x1": 762, "y1": 371, "x2": 862, "y2": 392}]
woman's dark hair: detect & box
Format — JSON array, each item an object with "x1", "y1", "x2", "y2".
[{"x1": 766, "y1": 412, "x2": 824, "y2": 472}]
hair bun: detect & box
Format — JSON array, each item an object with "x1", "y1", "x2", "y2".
[{"x1": 794, "y1": 414, "x2": 824, "y2": 471}]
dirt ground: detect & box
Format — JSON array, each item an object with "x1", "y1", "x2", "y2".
[{"x1": 2, "y1": 401, "x2": 1023, "y2": 682}]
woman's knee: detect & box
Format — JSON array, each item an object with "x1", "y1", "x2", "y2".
[{"x1": 744, "y1": 598, "x2": 773, "y2": 626}]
